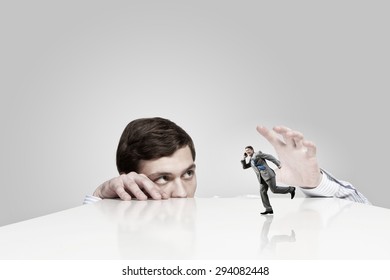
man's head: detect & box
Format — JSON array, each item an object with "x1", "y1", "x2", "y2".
[
  {"x1": 116, "y1": 117, "x2": 197, "y2": 197},
  {"x1": 245, "y1": 146, "x2": 255, "y2": 157},
  {"x1": 116, "y1": 117, "x2": 196, "y2": 173}
]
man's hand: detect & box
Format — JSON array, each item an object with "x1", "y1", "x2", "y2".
[
  {"x1": 93, "y1": 172, "x2": 169, "y2": 200},
  {"x1": 256, "y1": 125, "x2": 322, "y2": 188}
]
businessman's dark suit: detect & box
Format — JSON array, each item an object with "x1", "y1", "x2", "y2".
[{"x1": 241, "y1": 151, "x2": 294, "y2": 211}]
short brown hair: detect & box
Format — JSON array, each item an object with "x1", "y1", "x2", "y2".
[{"x1": 116, "y1": 117, "x2": 196, "y2": 174}]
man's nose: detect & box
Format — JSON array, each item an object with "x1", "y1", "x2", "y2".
[{"x1": 171, "y1": 179, "x2": 188, "y2": 198}]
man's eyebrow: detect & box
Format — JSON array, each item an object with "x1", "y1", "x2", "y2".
[
  {"x1": 180, "y1": 163, "x2": 196, "y2": 175},
  {"x1": 186, "y1": 163, "x2": 196, "y2": 170},
  {"x1": 148, "y1": 163, "x2": 196, "y2": 178},
  {"x1": 148, "y1": 172, "x2": 172, "y2": 178}
]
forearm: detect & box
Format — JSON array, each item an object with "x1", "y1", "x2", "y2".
[
  {"x1": 300, "y1": 169, "x2": 371, "y2": 205},
  {"x1": 241, "y1": 159, "x2": 251, "y2": 169}
]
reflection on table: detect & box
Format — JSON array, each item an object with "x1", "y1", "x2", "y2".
[{"x1": 0, "y1": 197, "x2": 389, "y2": 259}]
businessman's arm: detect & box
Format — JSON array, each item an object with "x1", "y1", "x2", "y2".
[
  {"x1": 241, "y1": 154, "x2": 252, "y2": 169},
  {"x1": 257, "y1": 151, "x2": 281, "y2": 168}
]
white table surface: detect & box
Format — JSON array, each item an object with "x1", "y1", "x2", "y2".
[{"x1": 0, "y1": 197, "x2": 389, "y2": 259}]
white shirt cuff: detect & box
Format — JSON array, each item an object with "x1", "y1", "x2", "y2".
[
  {"x1": 83, "y1": 195, "x2": 102, "y2": 205},
  {"x1": 300, "y1": 171, "x2": 340, "y2": 197}
]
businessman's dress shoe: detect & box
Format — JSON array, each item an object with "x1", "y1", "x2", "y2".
[
  {"x1": 290, "y1": 187, "x2": 296, "y2": 199},
  {"x1": 260, "y1": 210, "x2": 274, "y2": 215}
]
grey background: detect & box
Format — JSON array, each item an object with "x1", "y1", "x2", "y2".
[{"x1": 1, "y1": 0, "x2": 389, "y2": 227}]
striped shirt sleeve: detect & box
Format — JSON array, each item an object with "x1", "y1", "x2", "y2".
[
  {"x1": 83, "y1": 195, "x2": 102, "y2": 205},
  {"x1": 300, "y1": 169, "x2": 371, "y2": 205}
]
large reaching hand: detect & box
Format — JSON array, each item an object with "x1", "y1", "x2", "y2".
[{"x1": 256, "y1": 125, "x2": 322, "y2": 188}]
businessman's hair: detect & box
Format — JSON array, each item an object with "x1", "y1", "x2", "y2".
[
  {"x1": 245, "y1": 146, "x2": 254, "y2": 151},
  {"x1": 116, "y1": 117, "x2": 196, "y2": 174}
]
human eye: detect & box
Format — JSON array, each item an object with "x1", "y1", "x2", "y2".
[
  {"x1": 183, "y1": 169, "x2": 195, "y2": 179},
  {"x1": 154, "y1": 175, "x2": 170, "y2": 185}
]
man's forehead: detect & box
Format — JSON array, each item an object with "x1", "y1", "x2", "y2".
[{"x1": 138, "y1": 146, "x2": 194, "y2": 175}]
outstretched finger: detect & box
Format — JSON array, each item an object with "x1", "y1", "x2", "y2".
[
  {"x1": 303, "y1": 140, "x2": 317, "y2": 158},
  {"x1": 256, "y1": 125, "x2": 284, "y2": 147},
  {"x1": 272, "y1": 126, "x2": 294, "y2": 146},
  {"x1": 274, "y1": 126, "x2": 306, "y2": 149},
  {"x1": 291, "y1": 131, "x2": 304, "y2": 149}
]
